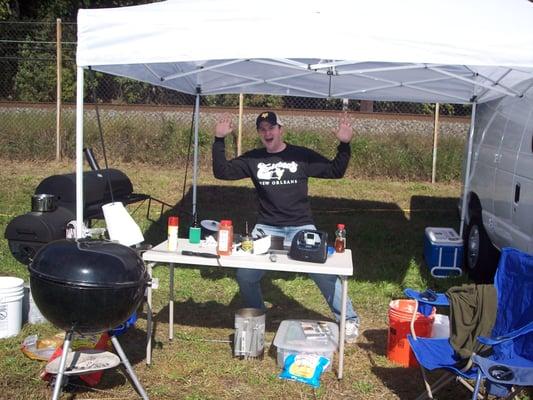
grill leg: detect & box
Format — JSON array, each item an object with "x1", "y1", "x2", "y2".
[
  {"x1": 111, "y1": 335, "x2": 149, "y2": 400},
  {"x1": 51, "y1": 330, "x2": 73, "y2": 400}
]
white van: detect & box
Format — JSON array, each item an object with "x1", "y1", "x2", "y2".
[{"x1": 462, "y1": 79, "x2": 533, "y2": 282}]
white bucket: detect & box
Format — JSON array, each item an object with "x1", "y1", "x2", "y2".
[
  {"x1": 23, "y1": 285, "x2": 47, "y2": 325},
  {"x1": 431, "y1": 314, "x2": 450, "y2": 338},
  {"x1": 0, "y1": 277, "x2": 25, "y2": 339}
]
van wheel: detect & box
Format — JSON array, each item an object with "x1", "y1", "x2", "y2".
[{"x1": 464, "y1": 217, "x2": 499, "y2": 283}]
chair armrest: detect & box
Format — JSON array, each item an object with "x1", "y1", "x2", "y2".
[
  {"x1": 477, "y1": 321, "x2": 533, "y2": 346},
  {"x1": 472, "y1": 353, "x2": 533, "y2": 386}
]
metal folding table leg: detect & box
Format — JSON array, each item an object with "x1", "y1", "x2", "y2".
[
  {"x1": 169, "y1": 263, "x2": 175, "y2": 340},
  {"x1": 337, "y1": 275, "x2": 348, "y2": 380},
  {"x1": 146, "y1": 262, "x2": 154, "y2": 365}
]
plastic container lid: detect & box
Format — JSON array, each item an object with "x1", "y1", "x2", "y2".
[
  {"x1": 29, "y1": 239, "x2": 148, "y2": 288},
  {"x1": 220, "y1": 219, "x2": 232, "y2": 227},
  {"x1": 273, "y1": 320, "x2": 338, "y2": 353},
  {"x1": 168, "y1": 216, "x2": 179, "y2": 226},
  {"x1": 425, "y1": 227, "x2": 461, "y2": 244}
]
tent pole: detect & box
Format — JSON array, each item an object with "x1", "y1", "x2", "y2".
[
  {"x1": 55, "y1": 18, "x2": 62, "y2": 162},
  {"x1": 238, "y1": 93, "x2": 243, "y2": 156},
  {"x1": 459, "y1": 102, "x2": 477, "y2": 237},
  {"x1": 75, "y1": 66, "x2": 84, "y2": 238},
  {"x1": 431, "y1": 103, "x2": 440, "y2": 184},
  {"x1": 191, "y1": 92, "x2": 201, "y2": 218}
]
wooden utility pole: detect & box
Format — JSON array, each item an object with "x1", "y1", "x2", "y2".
[
  {"x1": 431, "y1": 103, "x2": 440, "y2": 183},
  {"x1": 360, "y1": 100, "x2": 374, "y2": 113},
  {"x1": 56, "y1": 18, "x2": 62, "y2": 161},
  {"x1": 237, "y1": 93, "x2": 244, "y2": 156}
]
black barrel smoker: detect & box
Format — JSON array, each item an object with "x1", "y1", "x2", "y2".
[{"x1": 5, "y1": 162, "x2": 149, "y2": 264}]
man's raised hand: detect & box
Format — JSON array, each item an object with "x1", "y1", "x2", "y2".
[
  {"x1": 335, "y1": 113, "x2": 354, "y2": 143},
  {"x1": 215, "y1": 115, "x2": 234, "y2": 138}
]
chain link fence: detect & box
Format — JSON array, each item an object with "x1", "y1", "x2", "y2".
[
  {"x1": 1, "y1": 20, "x2": 474, "y2": 115},
  {"x1": 1, "y1": 20, "x2": 470, "y2": 179}
]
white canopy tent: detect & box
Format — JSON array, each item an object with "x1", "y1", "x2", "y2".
[{"x1": 75, "y1": 0, "x2": 533, "y2": 238}]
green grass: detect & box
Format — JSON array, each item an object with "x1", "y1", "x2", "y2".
[
  {"x1": 2, "y1": 159, "x2": 524, "y2": 400},
  {"x1": 0, "y1": 108, "x2": 465, "y2": 180}
]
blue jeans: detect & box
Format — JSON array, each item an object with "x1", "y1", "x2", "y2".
[{"x1": 236, "y1": 223, "x2": 359, "y2": 322}]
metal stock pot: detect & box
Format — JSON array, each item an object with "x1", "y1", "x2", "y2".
[{"x1": 31, "y1": 194, "x2": 57, "y2": 212}]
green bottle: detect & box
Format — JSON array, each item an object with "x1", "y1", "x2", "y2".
[{"x1": 189, "y1": 214, "x2": 201, "y2": 244}]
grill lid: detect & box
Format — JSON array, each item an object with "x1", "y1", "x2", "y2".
[{"x1": 29, "y1": 239, "x2": 148, "y2": 288}]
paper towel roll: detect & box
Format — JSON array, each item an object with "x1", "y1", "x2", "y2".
[{"x1": 102, "y1": 202, "x2": 144, "y2": 246}]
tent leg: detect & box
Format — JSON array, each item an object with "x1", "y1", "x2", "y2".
[
  {"x1": 191, "y1": 92, "x2": 200, "y2": 218},
  {"x1": 75, "y1": 66, "x2": 85, "y2": 238},
  {"x1": 459, "y1": 102, "x2": 477, "y2": 237}
]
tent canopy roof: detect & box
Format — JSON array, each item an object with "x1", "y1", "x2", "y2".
[{"x1": 77, "y1": 0, "x2": 533, "y2": 104}]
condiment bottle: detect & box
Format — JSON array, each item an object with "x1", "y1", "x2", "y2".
[
  {"x1": 334, "y1": 223, "x2": 346, "y2": 253},
  {"x1": 168, "y1": 216, "x2": 179, "y2": 251},
  {"x1": 217, "y1": 219, "x2": 233, "y2": 256},
  {"x1": 240, "y1": 221, "x2": 253, "y2": 253},
  {"x1": 189, "y1": 214, "x2": 201, "y2": 244}
]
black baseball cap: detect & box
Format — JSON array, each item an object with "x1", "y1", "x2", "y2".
[{"x1": 256, "y1": 111, "x2": 283, "y2": 129}]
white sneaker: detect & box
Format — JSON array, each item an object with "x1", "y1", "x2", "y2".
[{"x1": 345, "y1": 319, "x2": 360, "y2": 343}]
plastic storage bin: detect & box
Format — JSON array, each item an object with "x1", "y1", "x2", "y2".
[
  {"x1": 423, "y1": 227, "x2": 463, "y2": 277},
  {"x1": 273, "y1": 320, "x2": 338, "y2": 371}
]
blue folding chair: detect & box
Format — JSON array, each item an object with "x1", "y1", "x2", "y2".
[{"x1": 405, "y1": 247, "x2": 533, "y2": 400}]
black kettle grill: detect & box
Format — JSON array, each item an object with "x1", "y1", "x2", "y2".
[
  {"x1": 30, "y1": 239, "x2": 151, "y2": 400},
  {"x1": 29, "y1": 239, "x2": 149, "y2": 334}
]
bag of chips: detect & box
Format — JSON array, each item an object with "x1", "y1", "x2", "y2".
[{"x1": 278, "y1": 353, "x2": 330, "y2": 388}]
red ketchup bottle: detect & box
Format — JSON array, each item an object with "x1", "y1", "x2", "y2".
[
  {"x1": 217, "y1": 220, "x2": 233, "y2": 256},
  {"x1": 335, "y1": 223, "x2": 346, "y2": 253}
]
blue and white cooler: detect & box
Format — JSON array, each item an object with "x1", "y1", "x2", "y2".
[{"x1": 423, "y1": 227, "x2": 463, "y2": 278}]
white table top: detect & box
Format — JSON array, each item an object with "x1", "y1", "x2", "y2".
[{"x1": 143, "y1": 239, "x2": 353, "y2": 276}]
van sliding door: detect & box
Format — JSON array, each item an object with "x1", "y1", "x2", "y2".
[
  {"x1": 475, "y1": 103, "x2": 505, "y2": 235},
  {"x1": 512, "y1": 104, "x2": 533, "y2": 253},
  {"x1": 493, "y1": 102, "x2": 526, "y2": 247}
]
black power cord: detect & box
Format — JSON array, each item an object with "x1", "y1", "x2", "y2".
[
  {"x1": 180, "y1": 98, "x2": 197, "y2": 219},
  {"x1": 89, "y1": 67, "x2": 196, "y2": 222},
  {"x1": 89, "y1": 67, "x2": 115, "y2": 204}
]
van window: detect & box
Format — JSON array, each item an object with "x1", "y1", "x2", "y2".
[
  {"x1": 521, "y1": 106, "x2": 533, "y2": 155},
  {"x1": 474, "y1": 103, "x2": 494, "y2": 145},
  {"x1": 484, "y1": 110, "x2": 507, "y2": 148},
  {"x1": 500, "y1": 103, "x2": 524, "y2": 153}
]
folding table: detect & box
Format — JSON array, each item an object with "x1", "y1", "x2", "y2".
[{"x1": 142, "y1": 238, "x2": 353, "y2": 379}]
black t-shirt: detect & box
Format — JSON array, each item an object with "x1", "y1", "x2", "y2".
[{"x1": 212, "y1": 138, "x2": 351, "y2": 226}]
